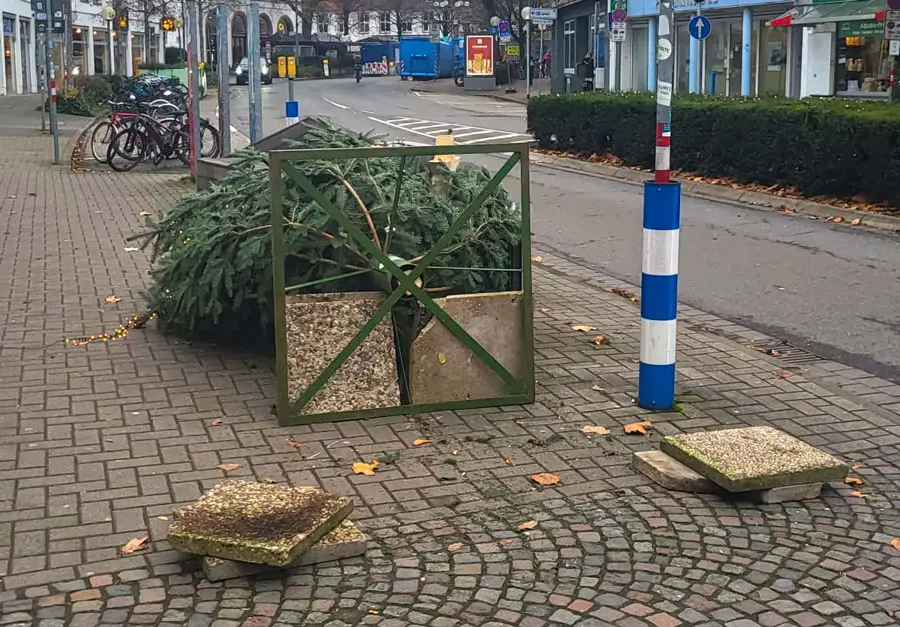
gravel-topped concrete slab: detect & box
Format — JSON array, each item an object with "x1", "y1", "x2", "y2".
[
  {"x1": 200, "y1": 520, "x2": 367, "y2": 581},
  {"x1": 167, "y1": 481, "x2": 353, "y2": 567},
  {"x1": 661, "y1": 426, "x2": 849, "y2": 492}
]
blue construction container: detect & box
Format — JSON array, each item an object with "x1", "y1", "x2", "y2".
[
  {"x1": 399, "y1": 37, "x2": 454, "y2": 80},
  {"x1": 360, "y1": 41, "x2": 398, "y2": 65}
]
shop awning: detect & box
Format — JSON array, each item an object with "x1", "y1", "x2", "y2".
[{"x1": 768, "y1": 0, "x2": 886, "y2": 27}]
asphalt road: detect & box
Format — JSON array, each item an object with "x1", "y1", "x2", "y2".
[{"x1": 223, "y1": 77, "x2": 900, "y2": 384}]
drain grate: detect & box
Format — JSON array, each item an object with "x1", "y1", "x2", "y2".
[{"x1": 750, "y1": 339, "x2": 823, "y2": 364}]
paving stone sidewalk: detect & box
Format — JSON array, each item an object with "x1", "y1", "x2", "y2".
[{"x1": 1, "y1": 131, "x2": 899, "y2": 627}]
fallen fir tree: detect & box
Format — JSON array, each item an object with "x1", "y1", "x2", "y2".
[{"x1": 129, "y1": 122, "x2": 523, "y2": 348}]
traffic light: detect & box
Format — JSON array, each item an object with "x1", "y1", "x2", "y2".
[
  {"x1": 118, "y1": 9, "x2": 129, "y2": 31},
  {"x1": 161, "y1": 16, "x2": 176, "y2": 31}
]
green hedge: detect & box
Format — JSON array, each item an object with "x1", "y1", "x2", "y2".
[{"x1": 527, "y1": 92, "x2": 900, "y2": 206}]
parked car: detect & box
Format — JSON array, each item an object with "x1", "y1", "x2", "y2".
[{"x1": 235, "y1": 57, "x2": 272, "y2": 85}]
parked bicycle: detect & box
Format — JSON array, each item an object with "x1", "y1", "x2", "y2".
[{"x1": 105, "y1": 110, "x2": 220, "y2": 172}]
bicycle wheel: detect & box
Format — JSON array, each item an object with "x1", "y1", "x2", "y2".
[
  {"x1": 107, "y1": 128, "x2": 147, "y2": 172},
  {"x1": 199, "y1": 122, "x2": 221, "y2": 158},
  {"x1": 90, "y1": 121, "x2": 115, "y2": 163}
]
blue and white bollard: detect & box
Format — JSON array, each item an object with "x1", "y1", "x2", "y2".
[
  {"x1": 285, "y1": 100, "x2": 299, "y2": 127},
  {"x1": 638, "y1": 182, "x2": 680, "y2": 409}
]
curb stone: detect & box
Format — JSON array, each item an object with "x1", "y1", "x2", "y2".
[{"x1": 530, "y1": 152, "x2": 900, "y2": 234}]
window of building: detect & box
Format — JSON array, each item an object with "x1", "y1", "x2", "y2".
[
  {"x1": 563, "y1": 19, "x2": 576, "y2": 69},
  {"x1": 401, "y1": 16, "x2": 413, "y2": 32},
  {"x1": 835, "y1": 21, "x2": 890, "y2": 95},
  {"x1": 317, "y1": 14, "x2": 329, "y2": 33},
  {"x1": 631, "y1": 25, "x2": 648, "y2": 90},
  {"x1": 357, "y1": 12, "x2": 370, "y2": 34},
  {"x1": 422, "y1": 11, "x2": 432, "y2": 33},
  {"x1": 379, "y1": 12, "x2": 391, "y2": 33}
]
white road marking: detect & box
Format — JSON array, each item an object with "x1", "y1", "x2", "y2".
[
  {"x1": 369, "y1": 115, "x2": 531, "y2": 146},
  {"x1": 323, "y1": 98, "x2": 350, "y2": 110}
]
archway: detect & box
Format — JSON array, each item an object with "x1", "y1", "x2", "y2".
[
  {"x1": 231, "y1": 11, "x2": 247, "y2": 63},
  {"x1": 259, "y1": 14, "x2": 273, "y2": 37},
  {"x1": 277, "y1": 15, "x2": 294, "y2": 35}
]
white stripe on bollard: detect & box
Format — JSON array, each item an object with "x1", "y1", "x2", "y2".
[
  {"x1": 640, "y1": 319, "x2": 677, "y2": 365},
  {"x1": 641, "y1": 228, "x2": 679, "y2": 276}
]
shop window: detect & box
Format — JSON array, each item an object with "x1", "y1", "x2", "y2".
[
  {"x1": 631, "y1": 25, "x2": 648, "y2": 90},
  {"x1": 836, "y1": 21, "x2": 890, "y2": 95},
  {"x1": 758, "y1": 20, "x2": 787, "y2": 96},
  {"x1": 563, "y1": 19, "x2": 576, "y2": 70}
]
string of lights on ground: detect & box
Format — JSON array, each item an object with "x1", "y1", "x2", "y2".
[{"x1": 65, "y1": 312, "x2": 157, "y2": 348}]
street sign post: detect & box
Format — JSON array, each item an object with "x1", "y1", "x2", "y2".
[
  {"x1": 498, "y1": 19, "x2": 511, "y2": 43},
  {"x1": 885, "y1": 10, "x2": 900, "y2": 40},
  {"x1": 688, "y1": 14, "x2": 711, "y2": 40},
  {"x1": 530, "y1": 8, "x2": 557, "y2": 20}
]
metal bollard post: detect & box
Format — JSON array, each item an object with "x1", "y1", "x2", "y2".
[
  {"x1": 639, "y1": 0, "x2": 679, "y2": 410},
  {"x1": 285, "y1": 78, "x2": 297, "y2": 127}
]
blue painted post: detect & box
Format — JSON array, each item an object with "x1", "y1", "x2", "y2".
[
  {"x1": 688, "y1": 35, "x2": 699, "y2": 93},
  {"x1": 285, "y1": 100, "x2": 298, "y2": 127},
  {"x1": 647, "y1": 17, "x2": 657, "y2": 91},
  {"x1": 741, "y1": 8, "x2": 752, "y2": 95},
  {"x1": 639, "y1": 183, "x2": 680, "y2": 409}
]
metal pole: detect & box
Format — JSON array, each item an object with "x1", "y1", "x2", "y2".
[
  {"x1": 187, "y1": 0, "x2": 201, "y2": 177},
  {"x1": 45, "y1": 36, "x2": 60, "y2": 164},
  {"x1": 525, "y1": 22, "x2": 531, "y2": 98},
  {"x1": 247, "y1": 0, "x2": 262, "y2": 143},
  {"x1": 689, "y1": 4, "x2": 700, "y2": 93},
  {"x1": 38, "y1": 31, "x2": 46, "y2": 132},
  {"x1": 639, "y1": 0, "x2": 679, "y2": 410},
  {"x1": 740, "y1": 7, "x2": 752, "y2": 96},
  {"x1": 216, "y1": 4, "x2": 231, "y2": 157}
]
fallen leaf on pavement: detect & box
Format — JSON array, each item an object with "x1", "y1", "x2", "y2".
[
  {"x1": 530, "y1": 472, "x2": 560, "y2": 486},
  {"x1": 500, "y1": 538, "x2": 518, "y2": 547},
  {"x1": 262, "y1": 477, "x2": 277, "y2": 484},
  {"x1": 217, "y1": 463, "x2": 240, "y2": 471},
  {"x1": 843, "y1": 477, "x2": 864, "y2": 486},
  {"x1": 139, "y1": 211, "x2": 152, "y2": 217},
  {"x1": 105, "y1": 295, "x2": 122, "y2": 304},
  {"x1": 413, "y1": 438, "x2": 431, "y2": 446},
  {"x1": 353, "y1": 460, "x2": 379, "y2": 476},
  {"x1": 849, "y1": 490, "x2": 869, "y2": 499},
  {"x1": 892, "y1": 538, "x2": 900, "y2": 551},
  {"x1": 539, "y1": 307, "x2": 550, "y2": 313},
  {"x1": 531, "y1": 256, "x2": 543, "y2": 263},
  {"x1": 590, "y1": 385, "x2": 604, "y2": 392},
  {"x1": 516, "y1": 520, "x2": 538, "y2": 531},
  {"x1": 157, "y1": 515, "x2": 168, "y2": 521},
  {"x1": 438, "y1": 352, "x2": 447, "y2": 364},
  {"x1": 121, "y1": 536, "x2": 149, "y2": 555},
  {"x1": 571, "y1": 325, "x2": 597, "y2": 333},
  {"x1": 208, "y1": 418, "x2": 222, "y2": 426},
  {"x1": 776, "y1": 371, "x2": 795, "y2": 379},
  {"x1": 581, "y1": 425, "x2": 611, "y2": 436},
  {"x1": 591, "y1": 335, "x2": 609, "y2": 345},
  {"x1": 123, "y1": 247, "x2": 139, "y2": 252},
  {"x1": 504, "y1": 458, "x2": 513, "y2": 465},
  {"x1": 447, "y1": 542, "x2": 464, "y2": 552},
  {"x1": 779, "y1": 208, "x2": 794, "y2": 214},
  {"x1": 850, "y1": 218, "x2": 862, "y2": 226},
  {"x1": 286, "y1": 437, "x2": 303, "y2": 448},
  {"x1": 368, "y1": 610, "x2": 380, "y2": 615},
  {"x1": 624, "y1": 421, "x2": 652, "y2": 436}
]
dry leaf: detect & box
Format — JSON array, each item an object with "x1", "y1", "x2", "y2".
[
  {"x1": 157, "y1": 515, "x2": 169, "y2": 521},
  {"x1": 504, "y1": 457, "x2": 513, "y2": 465},
  {"x1": 516, "y1": 520, "x2": 538, "y2": 531},
  {"x1": 286, "y1": 437, "x2": 304, "y2": 448},
  {"x1": 843, "y1": 477, "x2": 864, "y2": 486},
  {"x1": 121, "y1": 535, "x2": 149, "y2": 555},
  {"x1": 590, "y1": 385, "x2": 604, "y2": 392},
  {"x1": 850, "y1": 218, "x2": 861, "y2": 226},
  {"x1": 217, "y1": 463, "x2": 240, "y2": 471},
  {"x1": 438, "y1": 352, "x2": 447, "y2": 365},
  {"x1": 852, "y1": 464, "x2": 862, "y2": 470},
  {"x1": 571, "y1": 325, "x2": 597, "y2": 333},
  {"x1": 891, "y1": 538, "x2": 900, "y2": 551},
  {"x1": 123, "y1": 247, "x2": 139, "y2": 252},
  {"x1": 531, "y1": 255, "x2": 543, "y2": 263},
  {"x1": 624, "y1": 421, "x2": 652, "y2": 436},
  {"x1": 413, "y1": 438, "x2": 431, "y2": 446},
  {"x1": 530, "y1": 472, "x2": 561, "y2": 486},
  {"x1": 447, "y1": 542, "x2": 463, "y2": 552},
  {"x1": 539, "y1": 307, "x2": 550, "y2": 313},
  {"x1": 850, "y1": 490, "x2": 869, "y2": 499},
  {"x1": 208, "y1": 418, "x2": 222, "y2": 426},
  {"x1": 262, "y1": 477, "x2": 277, "y2": 484},
  {"x1": 776, "y1": 371, "x2": 795, "y2": 379},
  {"x1": 581, "y1": 425, "x2": 611, "y2": 436},
  {"x1": 368, "y1": 610, "x2": 380, "y2": 615},
  {"x1": 105, "y1": 295, "x2": 121, "y2": 304},
  {"x1": 352, "y1": 460, "x2": 379, "y2": 476},
  {"x1": 500, "y1": 538, "x2": 518, "y2": 547},
  {"x1": 139, "y1": 211, "x2": 152, "y2": 217},
  {"x1": 591, "y1": 335, "x2": 609, "y2": 345}
]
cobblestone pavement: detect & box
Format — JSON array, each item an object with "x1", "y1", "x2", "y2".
[{"x1": 1, "y1": 132, "x2": 899, "y2": 627}]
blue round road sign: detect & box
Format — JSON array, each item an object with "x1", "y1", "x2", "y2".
[{"x1": 689, "y1": 15, "x2": 711, "y2": 40}]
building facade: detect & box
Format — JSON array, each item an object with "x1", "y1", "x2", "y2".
[{"x1": 1, "y1": 0, "x2": 39, "y2": 96}]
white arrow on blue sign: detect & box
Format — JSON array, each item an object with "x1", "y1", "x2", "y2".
[{"x1": 689, "y1": 15, "x2": 711, "y2": 40}]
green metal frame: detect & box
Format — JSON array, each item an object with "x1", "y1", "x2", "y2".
[{"x1": 270, "y1": 142, "x2": 534, "y2": 425}]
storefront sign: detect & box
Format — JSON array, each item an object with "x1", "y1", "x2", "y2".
[
  {"x1": 466, "y1": 35, "x2": 494, "y2": 76},
  {"x1": 839, "y1": 21, "x2": 883, "y2": 38}
]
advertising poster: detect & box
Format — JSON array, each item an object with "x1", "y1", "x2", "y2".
[{"x1": 466, "y1": 36, "x2": 494, "y2": 77}]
